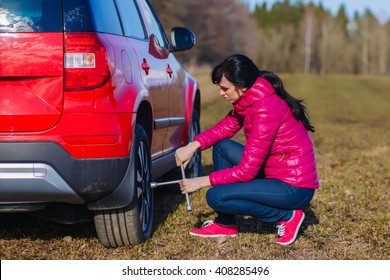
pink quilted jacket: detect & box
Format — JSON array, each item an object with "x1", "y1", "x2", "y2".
[{"x1": 194, "y1": 77, "x2": 319, "y2": 189}]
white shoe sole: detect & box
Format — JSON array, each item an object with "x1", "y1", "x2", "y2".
[
  {"x1": 189, "y1": 232, "x2": 238, "y2": 238},
  {"x1": 276, "y1": 212, "x2": 305, "y2": 246}
]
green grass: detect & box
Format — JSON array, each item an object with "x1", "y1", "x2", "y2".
[{"x1": 0, "y1": 74, "x2": 389, "y2": 260}]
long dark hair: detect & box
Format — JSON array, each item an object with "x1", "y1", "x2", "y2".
[{"x1": 211, "y1": 54, "x2": 315, "y2": 132}]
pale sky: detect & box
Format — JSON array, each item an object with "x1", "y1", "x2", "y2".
[{"x1": 244, "y1": 0, "x2": 390, "y2": 22}]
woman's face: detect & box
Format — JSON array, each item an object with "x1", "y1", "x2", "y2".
[{"x1": 218, "y1": 75, "x2": 246, "y2": 103}]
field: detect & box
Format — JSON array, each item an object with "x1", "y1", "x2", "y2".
[{"x1": 0, "y1": 74, "x2": 389, "y2": 260}]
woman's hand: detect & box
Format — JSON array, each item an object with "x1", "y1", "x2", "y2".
[
  {"x1": 175, "y1": 141, "x2": 201, "y2": 167},
  {"x1": 179, "y1": 176, "x2": 210, "y2": 194}
]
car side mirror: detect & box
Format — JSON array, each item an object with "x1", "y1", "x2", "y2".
[{"x1": 170, "y1": 27, "x2": 196, "y2": 52}]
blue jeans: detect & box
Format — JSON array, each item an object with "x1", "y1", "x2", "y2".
[{"x1": 207, "y1": 139, "x2": 314, "y2": 226}]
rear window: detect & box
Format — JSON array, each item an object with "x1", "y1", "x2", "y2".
[
  {"x1": 0, "y1": 0, "x2": 62, "y2": 32},
  {"x1": 64, "y1": 0, "x2": 122, "y2": 35}
]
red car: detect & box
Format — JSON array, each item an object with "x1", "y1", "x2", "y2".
[{"x1": 0, "y1": 0, "x2": 201, "y2": 248}]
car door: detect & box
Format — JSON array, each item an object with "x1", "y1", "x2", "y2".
[
  {"x1": 163, "y1": 54, "x2": 187, "y2": 154},
  {"x1": 116, "y1": 0, "x2": 169, "y2": 160},
  {"x1": 135, "y1": 0, "x2": 177, "y2": 157},
  {"x1": 137, "y1": 0, "x2": 186, "y2": 155}
]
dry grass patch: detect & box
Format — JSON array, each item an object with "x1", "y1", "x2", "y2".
[{"x1": 0, "y1": 74, "x2": 389, "y2": 260}]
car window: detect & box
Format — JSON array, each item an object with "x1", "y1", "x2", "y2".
[
  {"x1": 63, "y1": 0, "x2": 92, "y2": 32},
  {"x1": 0, "y1": 0, "x2": 61, "y2": 32},
  {"x1": 64, "y1": 0, "x2": 122, "y2": 35},
  {"x1": 136, "y1": 0, "x2": 168, "y2": 48},
  {"x1": 115, "y1": 0, "x2": 146, "y2": 40}
]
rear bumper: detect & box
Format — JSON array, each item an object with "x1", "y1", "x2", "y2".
[
  {"x1": 0, "y1": 142, "x2": 129, "y2": 205},
  {"x1": 0, "y1": 163, "x2": 84, "y2": 204}
]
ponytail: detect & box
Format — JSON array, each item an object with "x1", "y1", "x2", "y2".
[{"x1": 259, "y1": 70, "x2": 315, "y2": 132}]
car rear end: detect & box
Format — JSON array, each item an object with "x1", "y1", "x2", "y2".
[{"x1": 0, "y1": 0, "x2": 133, "y2": 212}]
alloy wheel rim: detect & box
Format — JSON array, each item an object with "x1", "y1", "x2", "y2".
[{"x1": 136, "y1": 141, "x2": 152, "y2": 233}]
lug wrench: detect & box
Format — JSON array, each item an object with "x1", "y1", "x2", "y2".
[
  {"x1": 150, "y1": 180, "x2": 180, "y2": 188},
  {"x1": 181, "y1": 164, "x2": 193, "y2": 211},
  {"x1": 150, "y1": 164, "x2": 192, "y2": 211}
]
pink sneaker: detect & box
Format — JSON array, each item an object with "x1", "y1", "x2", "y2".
[
  {"x1": 276, "y1": 210, "x2": 305, "y2": 245},
  {"x1": 189, "y1": 220, "x2": 238, "y2": 237}
]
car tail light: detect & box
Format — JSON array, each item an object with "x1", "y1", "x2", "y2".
[{"x1": 64, "y1": 33, "x2": 114, "y2": 91}]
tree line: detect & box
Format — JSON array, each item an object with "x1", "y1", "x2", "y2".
[{"x1": 151, "y1": 0, "x2": 390, "y2": 75}]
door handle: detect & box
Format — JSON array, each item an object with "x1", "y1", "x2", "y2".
[
  {"x1": 166, "y1": 64, "x2": 173, "y2": 78},
  {"x1": 141, "y1": 58, "x2": 150, "y2": 75}
]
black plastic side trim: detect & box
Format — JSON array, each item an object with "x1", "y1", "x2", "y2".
[{"x1": 152, "y1": 151, "x2": 176, "y2": 179}]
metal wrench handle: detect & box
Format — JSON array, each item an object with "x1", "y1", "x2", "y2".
[
  {"x1": 181, "y1": 164, "x2": 192, "y2": 211},
  {"x1": 150, "y1": 180, "x2": 180, "y2": 188}
]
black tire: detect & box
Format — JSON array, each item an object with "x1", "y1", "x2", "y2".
[
  {"x1": 93, "y1": 125, "x2": 153, "y2": 248},
  {"x1": 185, "y1": 109, "x2": 202, "y2": 178}
]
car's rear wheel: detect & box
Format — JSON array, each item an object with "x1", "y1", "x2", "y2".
[{"x1": 93, "y1": 125, "x2": 153, "y2": 248}]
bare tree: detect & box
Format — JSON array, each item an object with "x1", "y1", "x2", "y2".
[
  {"x1": 376, "y1": 23, "x2": 388, "y2": 75},
  {"x1": 318, "y1": 13, "x2": 331, "y2": 74},
  {"x1": 384, "y1": 22, "x2": 390, "y2": 74},
  {"x1": 299, "y1": 4, "x2": 319, "y2": 73},
  {"x1": 360, "y1": 15, "x2": 370, "y2": 74},
  {"x1": 257, "y1": 24, "x2": 299, "y2": 72},
  {"x1": 318, "y1": 8, "x2": 354, "y2": 74},
  {"x1": 151, "y1": 0, "x2": 260, "y2": 66},
  {"x1": 355, "y1": 10, "x2": 384, "y2": 75}
]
